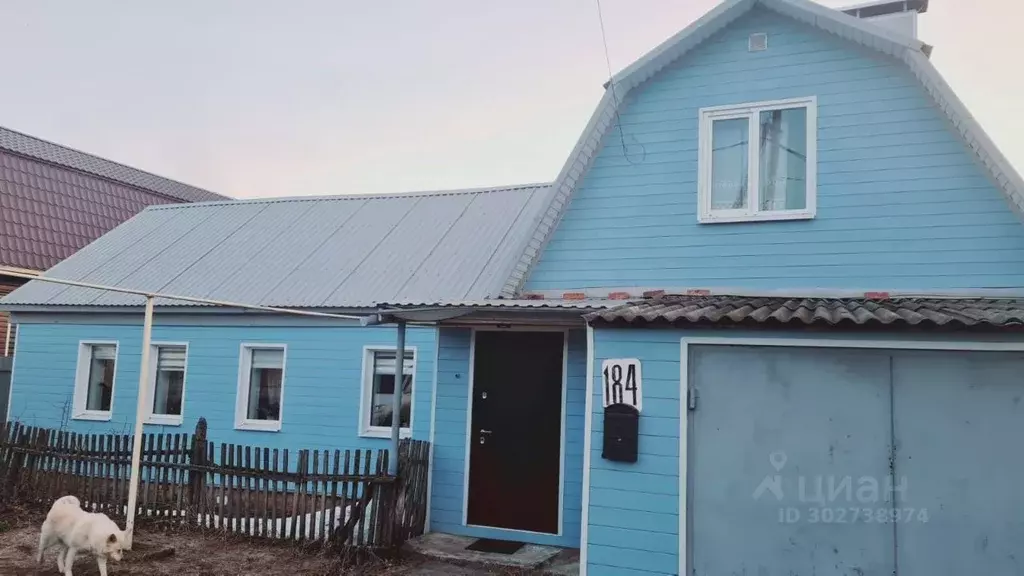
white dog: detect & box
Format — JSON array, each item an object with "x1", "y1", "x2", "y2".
[{"x1": 37, "y1": 495, "x2": 126, "y2": 576}]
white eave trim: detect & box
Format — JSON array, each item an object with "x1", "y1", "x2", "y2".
[
  {"x1": 501, "y1": 0, "x2": 1024, "y2": 297},
  {"x1": 902, "y1": 49, "x2": 1024, "y2": 217}
]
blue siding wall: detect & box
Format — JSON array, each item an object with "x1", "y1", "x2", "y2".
[
  {"x1": 429, "y1": 327, "x2": 587, "y2": 548},
  {"x1": 588, "y1": 328, "x2": 682, "y2": 576},
  {"x1": 526, "y1": 7, "x2": 1024, "y2": 293},
  {"x1": 9, "y1": 319, "x2": 435, "y2": 454}
]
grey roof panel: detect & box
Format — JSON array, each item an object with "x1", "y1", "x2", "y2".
[
  {"x1": 323, "y1": 194, "x2": 476, "y2": 305},
  {"x1": 220, "y1": 198, "x2": 373, "y2": 305},
  {"x1": 585, "y1": 295, "x2": 1024, "y2": 328},
  {"x1": 90, "y1": 203, "x2": 269, "y2": 306},
  {"x1": 3, "y1": 184, "x2": 551, "y2": 308},
  {"x1": 265, "y1": 195, "x2": 419, "y2": 306},
  {"x1": 54, "y1": 205, "x2": 226, "y2": 306},
  {"x1": 8, "y1": 207, "x2": 189, "y2": 305},
  {"x1": 0, "y1": 127, "x2": 227, "y2": 204},
  {"x1": 466, "y1": 186, "x2": 549, "y2": 298},
  {"x1": 397, "y1": 188, "x2": 538, "y2": 302}
]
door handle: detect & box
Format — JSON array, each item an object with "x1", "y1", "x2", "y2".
[{"x1": 480, "y1": 429, "x2": 492, "y2": 434}]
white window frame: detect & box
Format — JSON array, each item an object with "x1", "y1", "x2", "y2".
[
  {"x1": 72, "y1": 340, "x2": 119, "y2": 421},
  {"x1": 235, "y1": 343, "x2": 287, "y2": 432},
  {"x1": 359, "y1": 345, "x2": 417, "y2": 439},
  {"x1": 145, "y1": 341, "x2": 189, "y2": 426},
  {"x1": 698, "y1": 95, "x2": 817, "y2": 223}
]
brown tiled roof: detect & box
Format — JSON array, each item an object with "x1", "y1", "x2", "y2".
[
  {"x1": 584, "y1": 295, "x2": 1024, "y2": 328},
  {"x1": 0, "y1": 127, "x2": 229, "y2": 272}
]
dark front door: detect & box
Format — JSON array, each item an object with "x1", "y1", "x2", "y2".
[{"x1": 467, "y1": 330, "x2": 564, "y2": 534}]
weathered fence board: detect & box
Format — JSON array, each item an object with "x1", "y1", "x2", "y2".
[{"x1": 0, "y1": 419, "x2": 429, "y2": 551}]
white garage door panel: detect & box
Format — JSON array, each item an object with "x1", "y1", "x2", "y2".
[
  {"x1": 892, "y1": 350, "x2": 1024, "y2": 576},
  {"x1": 689, "y1": 345, "x2": 894, "y2": 576}
]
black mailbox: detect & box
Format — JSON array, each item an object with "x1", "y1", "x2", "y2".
[{"x1": 602, "y1": 403, "x2": 639, "y2": 463}]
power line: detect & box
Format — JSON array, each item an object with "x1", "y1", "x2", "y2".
[{"x1": 595, "y1": 0, "x2": 646, "y2": 165}]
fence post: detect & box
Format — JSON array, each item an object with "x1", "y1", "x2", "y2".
[
  {"x1": 3, "y1": 424, "x2": 24, "y2": 499},
  {"x1": 188, "y1": 418, "x2": 208, "y2": 523}
]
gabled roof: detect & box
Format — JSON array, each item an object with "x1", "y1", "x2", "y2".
[
  {"x1": 501, "y1": 0, "x2": 1024, "y2": 297},
  {"x1": 0, "y1": 126, "x2": 230, "y2": 272},
  {"x1": 2, "y1": 184, "x2": 550, "y2": 309},
  {"x1": 0, "y1": 127, "x2": 227, "y2": 203}
]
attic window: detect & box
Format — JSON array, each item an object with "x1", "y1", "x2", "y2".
[
  {"x1": 698, "y1": 96, "x2": 817, "y2": 223},
  {"x1": 749, "y1": 33, "x2": 768, "y2": 51}
]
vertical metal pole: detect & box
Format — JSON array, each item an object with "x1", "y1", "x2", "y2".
[
  {"x1": 124, "y1": 296, "x2": 154, "y2": 548},
  {"x1": 3, "y1": 322, "x2": 11, "y2": 357},
  {"x1": 389, "y1": 320, "x2": 407, "y2": 475}
]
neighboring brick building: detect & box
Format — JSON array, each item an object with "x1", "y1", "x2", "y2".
[{"x1": 0, "y1": 126, "x2": 229, "y2": 355}]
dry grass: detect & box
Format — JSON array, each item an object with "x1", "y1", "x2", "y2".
[
  {"x1": 0, "y1": 505, "x2": 402, "y2": 575},
  {"x1": 0, "y1": 505, "x2": 546, "y2": 576}
]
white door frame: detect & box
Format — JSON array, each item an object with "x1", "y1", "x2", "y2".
[
  {"x1": 678, "y1": 335, "x2": 1024, "y2": 576},
  {"x1": 461, "y1": 326, "x2": 569, "y2": 537}
]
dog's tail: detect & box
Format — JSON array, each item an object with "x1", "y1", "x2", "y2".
[{"x1": 50, "y1": 495, "x2": 81, "y2": 511}]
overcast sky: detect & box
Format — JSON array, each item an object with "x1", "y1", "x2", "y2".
[{"x1": 1, "y1": 1, "x2": 1020, "y2": 199}]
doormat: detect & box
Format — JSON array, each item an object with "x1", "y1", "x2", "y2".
[{"x1": 465, "y1": 538, "x2": 526, "y2": 554}]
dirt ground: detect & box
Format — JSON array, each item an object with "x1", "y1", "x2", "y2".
[{"x1": 0, "y1": 508, "x2": 530, "y2": 576}]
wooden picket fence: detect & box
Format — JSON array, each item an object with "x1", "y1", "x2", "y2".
[{"x1": 0, "y1": 419, "x2": 429, "y2": 550}]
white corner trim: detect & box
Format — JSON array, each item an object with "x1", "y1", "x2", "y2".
[
  {"x1": 357, "y1": 344, "x2": 418, "y2": 439},
  {"x1": 579, "y1": 325, "x2": 595, "y2": 576},
  {"x1": 697, "y1": 96, "x2": 817, "y2": 224},
  {"x1": 143, "y1": 341, "x2": 188, "y2": 427},
  {"x1": 425, "y1": 327, "x2": 441, "y2": 533},
  {"x1": 460, "y1": 331, "x2": 477, "y2": 526},
  {"x1": 678, "y1": 338, "x2": 691, "y2": 576},
  {"x1": 500, "y1": 89, "x2": 619, "y2": 298},
  {"x1": 902, "y1": 49, "x2": 1024, "y2": 218},
  {"x1": 72, "y1": 340, "x2": 119, "y2": 421},
  {"x1": 676, "y1": 334, "x2": 1024, "y2": 576},
  {"x1": 4, "y1": 324, "x2": 20, "y2": 422},
  {"x1": 234, "y1": 343, "x2": 287, "y2": 433}
]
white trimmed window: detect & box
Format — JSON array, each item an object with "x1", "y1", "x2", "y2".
[
  {"x1": 146, "y1": 343, "x2": 188, "y2": 426},
  {"x1": 235, "y1": 344, "x2": 286, "y2": 432},
  {"x1": 698, "y1": 96, "x2": 817, "y2": 223},
  {"x1": 73, "y1": 342, "x2": 118, "y2": 421},
  {"x1": 359, "y1": 347, "x2": 416, "y2": 438}
]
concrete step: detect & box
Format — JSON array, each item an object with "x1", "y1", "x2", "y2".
[{"x1": 402, "y1": 532, "x2": 578, "y2": 575}]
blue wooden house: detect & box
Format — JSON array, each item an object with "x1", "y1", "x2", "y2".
[{"x1": 5, "y1": 0, "x2": 1024, "y2": 574}]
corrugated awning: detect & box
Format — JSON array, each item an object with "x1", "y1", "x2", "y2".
[{"x1": 584, "y1": 296, "x2": 1024, "y2": 328}]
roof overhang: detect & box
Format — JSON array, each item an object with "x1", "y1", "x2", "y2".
[{"x1": 362, "y1": 299, "x2": 611, "y2": 326}]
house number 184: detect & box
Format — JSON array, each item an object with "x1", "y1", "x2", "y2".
[{"x1": 601, "y1": 358, "x2": 643, "y2": 412}]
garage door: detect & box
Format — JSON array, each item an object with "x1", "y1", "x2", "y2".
[{"x1": 687, "y1": 344, "x2": 1024, "y2": 576}]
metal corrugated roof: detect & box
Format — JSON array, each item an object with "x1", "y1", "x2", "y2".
[
  {"x1": 502, "y1": 0, "x2": 1024, "y2": 297},
  {"x1": 2, "y1": 184, "x2": 551, "y2": 308},
  {"x1": 0, "y1": 127, "x2": 227, "y2": 203},
  {"x1": 585, "y1": 295, "x2": 1024, "y2": 328},
  {"x1": 0, "y1": 127, "x2": 230, "y2": 272}
]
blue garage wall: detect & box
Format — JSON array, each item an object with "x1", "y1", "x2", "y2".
[
  {"x1": 8, "y1": 317, "x2": 436, "y2": 455},
  {"x1": 429, "y1": 327, "x2": 587, "y2": 548},
  {"x1": 526, "y1": 7, "x2": 1024, "y2": 293},
  {"x1": 586, "y1": 327, "x2": 1024, "y2": 576}
]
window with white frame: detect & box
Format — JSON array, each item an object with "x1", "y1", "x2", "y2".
[
  {"x1": 235, "y1": 345, "x2": 285, "y2": 431},
  {"x1": 73, "y1": 342, "x2": 118, "y2": 420},
  {"x1": 698, "y1": 96, "x2": 817, "y2": 223},
  {"x1": 147, "y1": 344, "x2": 187, "y2": 425},
  {"x1": 360, "y1": 348, "x2": 415, "y2": 438}
]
